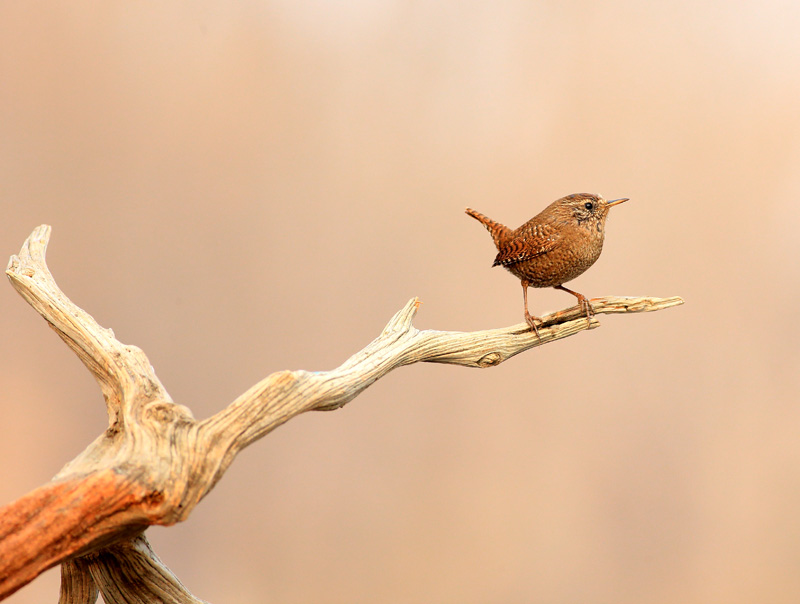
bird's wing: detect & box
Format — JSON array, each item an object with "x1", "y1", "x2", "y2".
[{"x1": 492, "y1": 223, "x2": 560, "y2": 267}]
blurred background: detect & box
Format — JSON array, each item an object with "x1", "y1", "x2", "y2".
[{"x1": 1, "y1": 2, "x2": 799, "y2": 603}]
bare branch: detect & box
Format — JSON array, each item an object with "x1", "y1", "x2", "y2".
[
  {"x1": 59, "y1": 559, "x2": 98, "y2": 604},
  {"x1": 0, "y1": 472, "x2": 158, "y2": 600},
  {"x1": 5, "y1": 225, "x2": 179, "y2": 428},
  {"x1": 197, "y1": 294, "x2": 684, "y2": 486},
  {"x1": 1, "y1": 225, "x2": 683, "y2": 602},
  {"x1": 82, "y1": 535, "x2": 208, "y2": 604}
]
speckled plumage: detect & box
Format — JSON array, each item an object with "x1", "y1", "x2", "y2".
[{"x1": 466, "y1": 193, "x2": 628, "y2": 335}]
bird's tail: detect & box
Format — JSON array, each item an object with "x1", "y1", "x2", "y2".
[{"x1": 465, "y1": 208, "x2": 512, "y2": 250}]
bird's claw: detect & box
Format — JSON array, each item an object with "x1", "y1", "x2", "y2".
[
  {"x1": 578, "y1": 296, "x2": 594, "y2": 319},
  {"x1": 524, "y1": 312, "x2": 543, "y2": 339}
]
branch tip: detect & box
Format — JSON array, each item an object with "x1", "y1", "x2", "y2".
[
  {"x1": 588, "y1": 295, "x2": 684, "y2": 314},
  {"x1": 23, "y1": 224, "x2": 51, "y2": 258},
  {"x1": 7, "y1": 225, "x2": 52, "y2": 278},
  {"x1": 381, "y1": 297, "x2": 421, "y2": 335}
]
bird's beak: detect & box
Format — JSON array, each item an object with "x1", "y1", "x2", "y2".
[{"x1": 606, "y1": 198, "x2": 629, "y2": 207}]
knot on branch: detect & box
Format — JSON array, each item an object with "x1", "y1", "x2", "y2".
[
  {"x1": 477, "y1": 352, "x2": 503, "y2": 367},
  {"x1": 142, "y1": 401, "x2": 194, "y2": 425}
]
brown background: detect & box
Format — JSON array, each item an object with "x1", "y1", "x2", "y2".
[{"x1": 2, "y1": 2, "x2": 800, "y2": 603}]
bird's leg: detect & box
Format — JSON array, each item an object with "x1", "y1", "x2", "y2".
[
  {"x1": 521, "y1": 280, "x2": 541, "y2": 337},
  {"x1": 554, "y1": 284, "x2": 593, "y2": 321}
]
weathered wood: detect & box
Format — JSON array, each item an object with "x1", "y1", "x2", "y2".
[
  {"x1": 0, "y1": 472, "x2": 152, "y2": 600},
  {"x1": 59, "y1": 558, "x2": 98, "y2": 604},
  {"x1": 0, "y1": 225, "x2": 683, "y2": 602},
  {"x1": 77, "y1": 535, "x2": 208, "y2": 604}
]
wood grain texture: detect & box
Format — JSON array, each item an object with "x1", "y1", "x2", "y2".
[
  {"x1": 59, "y1": 558, "x2": 98, "y2": 604},
  {"x1": 1, "y1": 225, "x2": 683, "y2": 602},
  {"x1": 0, "y1": 472, "x2": 153, "y2": 600}
]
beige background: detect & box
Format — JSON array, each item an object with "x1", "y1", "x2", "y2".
[{"x1": 2, "y1": 2, "x2": 800, "y2": 603}]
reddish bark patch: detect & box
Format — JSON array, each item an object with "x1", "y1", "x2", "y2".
[{"x1": 0, "y1": 470, "x2": 160, "y2": 599}]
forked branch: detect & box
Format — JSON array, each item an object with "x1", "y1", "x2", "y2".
[{"x1": 0, "y1": 225, "x2": 683, "y2": 603}]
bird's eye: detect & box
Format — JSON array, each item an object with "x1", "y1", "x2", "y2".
[{"x1": 584, "y1": 201, "x2": 594, "y2": 211}]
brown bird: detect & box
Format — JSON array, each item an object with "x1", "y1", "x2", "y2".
[{"x1": 466, "y1": 193, "x2": 628, "y2": 336}]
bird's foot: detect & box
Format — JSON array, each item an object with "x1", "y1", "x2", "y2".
[
  {"x1": 576, "y1": 294, "x2": 594, "y2": 322},
  {"x1": 524, "y1": 311, "x2": 543, "y2": 339},
  {"x1": 554, "y1": 285, "x2": 594, "y2": 324}
]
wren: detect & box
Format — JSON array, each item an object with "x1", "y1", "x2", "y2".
[{"x1": 466, "y1": 193, "x2": 628, "y2": 335}]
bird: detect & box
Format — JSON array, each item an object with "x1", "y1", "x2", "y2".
[{"x1": 465, "y1": 193, "x2": 628, "y2": 336}]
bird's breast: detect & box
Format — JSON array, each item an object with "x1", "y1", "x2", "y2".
[{"x1": 506, "y1": 222, "x2": 605, "y2": 288}]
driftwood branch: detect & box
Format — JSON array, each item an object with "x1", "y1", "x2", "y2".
[{"x1": 0, "y1": 225, "x2": 683, "y2": 602}]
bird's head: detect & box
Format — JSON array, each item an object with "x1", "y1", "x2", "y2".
[{"x1": 551, "y1": 193, "x2": 628, "y2": 226}]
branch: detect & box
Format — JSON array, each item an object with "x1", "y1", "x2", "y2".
[
  {"x1": 5, "y1": 225, "x2": 181, "y2": 430},
  {"x1": 75, "y1": 535, "x2": 208, "y2": 604},
  {"x1": 199, "y1": 293, "x2": 684, "y2": 475},
  {"x1": 1, "y1": 225, "x2": 683, "y2": 602},
  {"x1": 59, "y1": 558, "x2": 98, "y2": 604}
]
